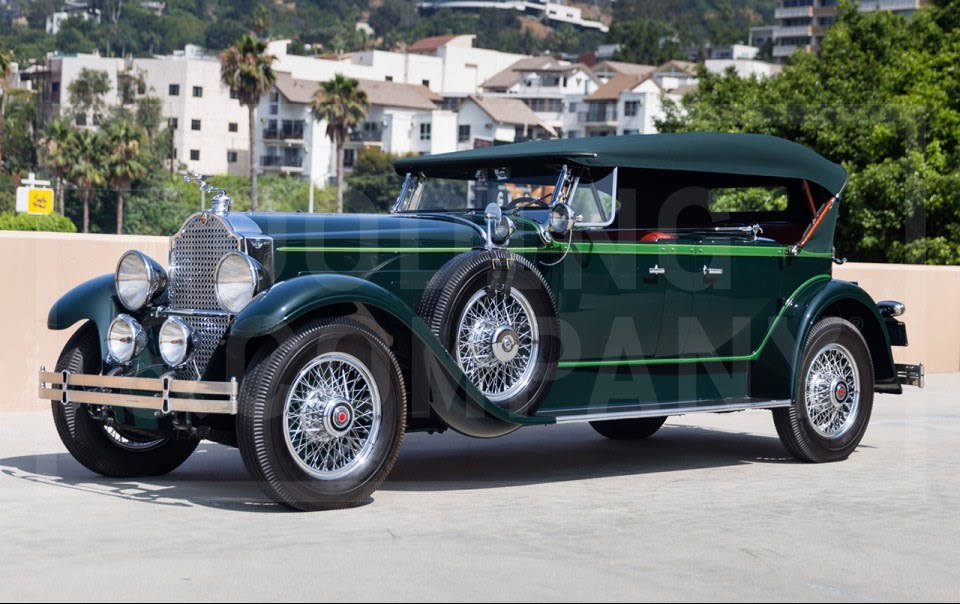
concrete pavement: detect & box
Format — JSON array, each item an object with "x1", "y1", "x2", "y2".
[{"x1": 1, "y1": 374, "x2": 957, "y2": 601}]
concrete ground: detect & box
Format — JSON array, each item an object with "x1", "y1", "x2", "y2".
[{"x1": 0, "y1": 375, "x2": 957, "y2": 602}]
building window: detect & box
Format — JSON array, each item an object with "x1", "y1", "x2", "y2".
[
  {"x1": 51, "y1": 82, "x2": 60, "y2": 93},
  {"x1": 385, "y1": 75, "x2": 393, "y2": 82},
  {"x1": 227, "y1": 151, "x2": 238, "y2": 163},
  {"x1": 192, "y1": 86, "x2": 203, "y2": 98},
  {"x1": 269, "y1": 104, "x2": 278, "y2": 115},
  {"x1": 75, "y1": 114, "x2": 86, "y2": 126},
  {"x1": 228, "y1": 122, "x2": 238, "y2": 132},
  {"x1": 168, "y1": 117, "x2": 178, "y2": 129},
  {"x1": 344, "y1": 148, "x2": 356, "y2": 168},
  {"x1": 458, "y1": 124, "x2": 470, "y2": 143},
  {"x1": 623, "y1": 129, "x2": 639, "y2": 136},
  {"x1": 624, "y1": 101, "x2": 639, "y2": 117},
  {"x1": 169, "y1": 84, "x2": 180, "y2": 96},
  {"x1": 191, "y1": 119, "x2": 201, "y2": 131},
  {"x1": 419, "y1": 123, "x2": 431, "y2": 141},
  {"x1": 269, "y1": 91, "x2": 279, "y2": 102},
  {"x1": 190, "y1": 149, "x2": 200, "y2": 161},
  {"x1": 230, "y1": 89, "x2": 239, "y2": 100},
  {"x1": 422, "y1": 79, "x2": 430, "y2": 87}
]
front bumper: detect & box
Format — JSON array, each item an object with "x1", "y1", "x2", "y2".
[
  {"x1": 38, "y1": 368, "x2": 238, "y2": 415},
  {"x1": 895, "y1": 363, "x2": 924, "y2": 388}
]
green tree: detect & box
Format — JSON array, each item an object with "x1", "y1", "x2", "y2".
[
  {"x1": 103, "y1": 121, "x2": 148, "y2": 233},
  {"x1": 608, "y1": 18, "x2": 684, "y2": 65},
  {"x1": 346, "y1": 148, "x2": 405, "y2": 212},
  {"x1": 311, "y1": 74, "x2": 368, "y2": 214},
  {"x1": 0, "y1": 48, "x2": 14, "y2": 171},
  {"x1": 67, "y1": 68, "x2": 111, "y2": 126},
  {"x1": 658, "y1": 2, "x2": 960, "y2": 264},
  {"x1": 66, "y1": 129, "x2": 107, "y2": 233},
  {"x1": 219, "y1": 34, "x2": 276, "y2": 211},
  {"x1": 38, "y1": 121, "x2": 77, "y2": 216}
]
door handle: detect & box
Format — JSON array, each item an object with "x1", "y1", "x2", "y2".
[
  {"x1": 702, "y1": 265, "x2": 723, "y2": 276},
  {"x1": 648, "y1": 265, "x2": 666, "y2": 275}
]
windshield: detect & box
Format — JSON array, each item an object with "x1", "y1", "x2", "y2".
[
  {"x1": 398, "y1": 173, "x2": 559, "y2": 213},
  {"x1": 395, "y1": 167, "x2": 619, "y2": 228}
]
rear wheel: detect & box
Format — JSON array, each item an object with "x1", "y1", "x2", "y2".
[
  {"x1": 50, "y1": 322, "x2": 199, "y2": 477},
  {"x1": 590, "y1": 416, "x2": 667, "y2": 440},
  {"x1": 773, "y1": 317, "x2": 874, "y2": 462},
  {"x1": 237, "y1": 318, "x2": 406, "y2": 511}
]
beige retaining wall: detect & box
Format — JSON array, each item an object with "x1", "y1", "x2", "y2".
[{"x1": 0, "y1": 231, "x2": 953, "y2": 412}]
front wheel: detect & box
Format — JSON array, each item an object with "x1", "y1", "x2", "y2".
[
  {"x1": 237, "y1": 318, "x2": 406, "y2": 511},
  {"x1": 51, "y1": 322, "x2": 198, "y2": 478},
  {"x1": 773, "y1": 317, "x2": 875, "y2": 462}
]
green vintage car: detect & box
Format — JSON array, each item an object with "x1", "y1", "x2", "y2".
[{"x1": 39, "y1": 133, "x2": 923, "y2": 510}]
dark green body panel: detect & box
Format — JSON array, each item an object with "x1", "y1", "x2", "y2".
[{"x1": 47, "y1": 274, "x2": 120, "y2": 359}]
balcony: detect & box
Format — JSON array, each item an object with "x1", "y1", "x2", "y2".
[
  {"x1": 773, "y1": 43, "x2": 812, "y2": 58},
  {"x1": 349, "y1": 128, "x2": 383, "y2": 143},
  {"x1": 261, "y1": 154, "x2": 304, "y2": 171},
  {"x1": 858, "y1": 0, "x2": 921, "y2": 12},
  {"x1": 774, "y1": 25, "x2": 813, "y2": 38},
  {"x1": 578, "y1": 105, "x2": 618, "y2": 124},
  {"x1": 774, "y1": 6, "x2": 813, "y2": 20},
  {"x1": 263, "y1": 120, "x2": 305, "y2": 141}
]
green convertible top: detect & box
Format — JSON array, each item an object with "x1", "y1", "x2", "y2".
[{"x1": 393, "y1": 132, "x2": 848, "y2": 195}]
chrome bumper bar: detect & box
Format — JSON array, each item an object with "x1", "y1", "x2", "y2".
[
  {"x1": 38, "y1": 368, "x2": 238, "y2": 415},
  {"x1": 896, "y1": 363, "x2": 925, "y2": 389}
]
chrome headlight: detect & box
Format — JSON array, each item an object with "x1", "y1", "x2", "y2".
[
  {"x1": 214, "y1": 251, "x2": 269, "y2": 314},
  {"x1": 492, "y1": 215, "x2": 516, "y2": 244},
  {"x1": 115, "y1": 250, "x2": 166, "y2": 311},
  {"x1": 159, "y1": 317, "x2": 195, "y2": 367},
  {"x1": 548, "y1": 203, "x2": 575, "y2": 235},
  {"x1": 106, "y1": 314, "x2": 146, "y2": 363}
]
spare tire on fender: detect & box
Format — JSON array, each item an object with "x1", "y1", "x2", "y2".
[{"x1": 418, "y1": 248, "x2": 560, "y2": 416}]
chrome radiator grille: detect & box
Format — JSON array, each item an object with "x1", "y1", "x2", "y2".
[{"x1": 168, "y1": 214, "x2": 242, "y2": 379}]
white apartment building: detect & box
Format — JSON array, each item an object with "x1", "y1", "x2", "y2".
[
  {"x1": 480, "y1": 56, "x2": 601, "y2": 139},
  {"x1": 257, "y1": 73, "x2": 457, "y2": 185},
  {"x1": 416, "y1": 0, "x2": 609, "y2": 33},
  {"x1": 134, "y1": 49, "x2": 250, "y2": 177},
  {"x1": 456, "y1": 96, "x2": 555, "y2": 150}
]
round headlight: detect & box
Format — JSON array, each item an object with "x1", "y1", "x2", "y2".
[
  {"x1": 548, "y1": 203, "x2": 575, "y2": 235},
  {"x1": 106, "y1": 314, "x2": 146, "y2": 363},
  {"x1": 159, "y1": 317, "x2": 195, "y2": 367},
  {"x1": 492, "y1": 215, "x2": 515, "y2": 244},
  {"x1": 115, "y1": 250, "x2": 166, "y2": 311},
  {"x1": 214, "y1": 252, "x2": 267, "y2": 314}
]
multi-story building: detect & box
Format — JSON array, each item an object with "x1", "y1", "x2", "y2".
[
  {"x1": 257, "y1": 73, "x2": 456, "y2": 185},
  {"x1": 416, "y1": 0, "x2": 608, "y2": 33},
  {"x1": 456, "y1": 96, "x2": 555, "y2": 149},
  {"x1": 479, "y1": 56, "x2": 600, "y2": 138},
  {"x1": 771, "y1": 0, "x2": 928, "y2": 62}
]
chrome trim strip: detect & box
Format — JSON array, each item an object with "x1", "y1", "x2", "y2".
[
  {"x1": 156, "y1": 306, "x2": 233, "y2": 318},
  {"x1": 38, "y1": 369, "x2": 238, "y2": 414},
  {"x1": 552, "y1": 398, "x2": 792, "y2": 424}
]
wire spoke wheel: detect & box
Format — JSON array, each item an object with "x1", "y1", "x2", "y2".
[
  {"x1": 455, "y1": 288, "x2": 540, "y2": 403},
  {"x1": 803, "y1": 343, "x2": 860, "y2": 438},
  {"x1": 283, "y1": 352, "x2": 382, "y2": 480}
]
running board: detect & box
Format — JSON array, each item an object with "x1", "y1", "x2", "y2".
[{"x1": 546, "y1": 398, "x2": 792, "y2": 424}]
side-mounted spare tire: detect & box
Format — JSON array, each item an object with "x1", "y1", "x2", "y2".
[{"x1": 418, "y1": 248, "x2": 560, "y2": 416}]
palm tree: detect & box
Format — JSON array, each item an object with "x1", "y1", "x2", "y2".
[
  {"x1": 0, "y1": 48, "x2": 15, "y2": 170},
  {"x1": 219, "y1": 34, "x2": 276, "y2": 211},
  {"x1": 67, "y1": 129, "x2": 107, "y2": 233},
  {"x1": 310, "y1": 74, "x2": 368, "y2": 214},
  {"x1": 104, "y1": 121, "x2": 148, "y2": 234},
  {"x1": 38, "y1": 120, "x2": 76, "y2": 216}
]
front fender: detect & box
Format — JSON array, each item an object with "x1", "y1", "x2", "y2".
[
  {"x1": 47, "y1": 274, "x2": 120, "y2": 361},
  {"x1": 752, "y1": 278, "x2": 897, "y2": 400},
  {"x1": 230, "y1": 274, "x2": 551, "y2": 436}
]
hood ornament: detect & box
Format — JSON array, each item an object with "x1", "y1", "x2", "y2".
[{"x1": 184, "y1": 172, "x2": 232, "y2": 216}]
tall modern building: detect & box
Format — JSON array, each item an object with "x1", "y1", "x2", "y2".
[{"x1": 772, "y1": 0, "x2": 928, "y2": 61}]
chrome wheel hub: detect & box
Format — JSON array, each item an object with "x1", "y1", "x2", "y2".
[
  {"x1": 491, "y1": 325, "x2": 520, "y2": 363},
  {"x1": 456, "y1": 289, "x2": 539, "y2": 402},
  {"x1": 804, "y1": 343, "x2": 860, "y2": 438},
  {"x1": 283, "y1": 352, "x2": 381, "y2": 480}
]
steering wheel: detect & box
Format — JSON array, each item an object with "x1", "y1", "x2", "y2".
[{"x1": 504, "y1": 192, "x2": 552, "y2": 210}]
